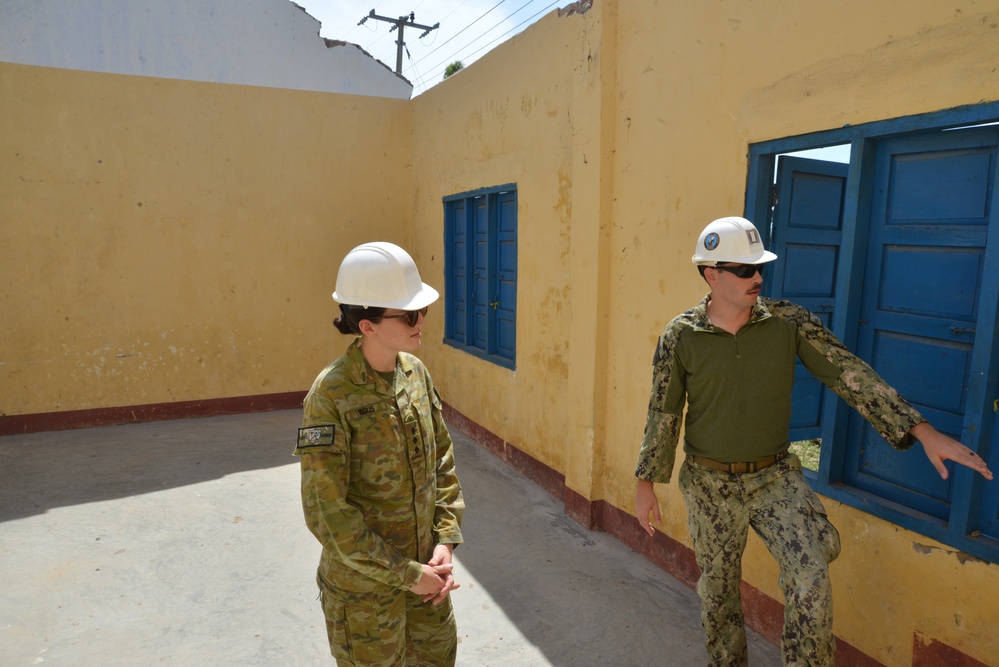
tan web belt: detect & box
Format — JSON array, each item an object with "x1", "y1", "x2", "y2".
[{"x1": 689, "y1": 450, "x2": 789, "y2": 474}]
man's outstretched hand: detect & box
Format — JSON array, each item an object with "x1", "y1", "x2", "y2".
[{"x1": 913, "y1": 421, "x2": 993, "y2": 481}]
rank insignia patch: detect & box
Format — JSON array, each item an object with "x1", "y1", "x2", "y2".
[{"x1": 298, "y1": 425, "x2": 335, "y2": 449}]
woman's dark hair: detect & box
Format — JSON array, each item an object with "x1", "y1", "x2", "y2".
[{"x1": 333, "y1": 304, "x2": 387, "y2": 335}]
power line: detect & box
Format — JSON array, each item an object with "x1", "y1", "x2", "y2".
[
  {"x1": 409, "y1": 0, "x2": 551, "y2": 80},
  {"x1": 340, "y1": 0, "x2": 387, "y2": 42},
  {"x1": 444, "y1": 0, "x2": 558, "y2": 67},
  {"x1": 403, "y1": 0, "x2": 509, "y2": 72},
  {"x1": 409, "y1": 0, "x2": 558, "y2": 91}
]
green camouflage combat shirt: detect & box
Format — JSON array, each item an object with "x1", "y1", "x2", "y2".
[
  {"x1": 635, "y1": 295, "x2": 925, "y2": 484},
  {"x1": 295, "y1": 338, "x2": 464, "y2": 593}
]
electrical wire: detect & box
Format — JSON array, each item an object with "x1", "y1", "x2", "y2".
[
  {"x1": 403, "y1": 0, "x2": 509, "y2": 71},
  {"x1": 404, "y1": 44, "x2": 429, "y2": 92},
  {"x1": 340, "y1": 1, "x2": 387, "y2": 41},
  {"x1": 410, "y1": 0, "x2": 549, "y2": 79},
  {"x1": 443, "y1": 0, "x2": 558, "y2": 66},
  {"x1": 409, "y1": 0, "x2": 558, "y2": 92}
]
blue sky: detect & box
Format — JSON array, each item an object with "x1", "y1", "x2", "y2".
[{"x1": 292, "y1": 0, "x2": 561, "y2": 94}]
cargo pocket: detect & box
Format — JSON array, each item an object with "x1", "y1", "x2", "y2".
[
  {"x1": 317, "y1": 572, "x2": 351, "y2": 662},
  {"x1": 803, "y1": 493, "x2": 841, "y2": 564}
]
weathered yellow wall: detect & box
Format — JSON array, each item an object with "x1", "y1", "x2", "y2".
[
  {"x1": 3, "y1": 1, "x2": 999, "y2": 663},
  {"x1": 0, "y1": 63, "x2": 411, "y2": 414},
  {"x1": 600, "y1": 2, "x2": 999, "y2": 664},
  {"x1": 411, "y1": 1, "x2": 999, "y2": 664},
  {"x1": 408, "y1": 11, "x2": 590, "y2": 486}
]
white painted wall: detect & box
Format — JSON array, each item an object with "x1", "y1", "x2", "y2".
[{"x1": 0, "y1": 0, "x2": 413, "y2": 99}]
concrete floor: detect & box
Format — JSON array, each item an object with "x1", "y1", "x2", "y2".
[{"x1": 0, "y1": 410, "x2": 782, "y2": 666}]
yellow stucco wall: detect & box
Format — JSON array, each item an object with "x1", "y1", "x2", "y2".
[
  {"x1": 411, "y1": 2, "x2": 999, "y2": 663},
  {"x1": 1, "y1": 63, "x2": 411, "y2": 414},
  {"x1": 3, "y1": 1, "x2": 999, "y2": 663},
  {"x1": 408, "y1": 11, "x2": 596, "y2": 492},
  {"x1": 613, "y1": 2, "x2": 999, "y2": 664}
]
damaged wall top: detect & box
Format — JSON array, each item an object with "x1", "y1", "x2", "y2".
[{"x1": 0, "y1": 0, "x2": 412, "y2": 98}]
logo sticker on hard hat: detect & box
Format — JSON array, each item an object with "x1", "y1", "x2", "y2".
[
  {"x1": 745, "y1": 229, "x2": 760, "y2": 245},
  {"x1": 704, "y1": 233, "x2": 720, "y2": 251}
]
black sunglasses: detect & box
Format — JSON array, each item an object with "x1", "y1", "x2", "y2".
[
  {"x1": 380, "y1": 306, "x2": 429, "y2": 327},
  {"x1": 713, "y1": 263, "x2": 764, "y2": 279}
]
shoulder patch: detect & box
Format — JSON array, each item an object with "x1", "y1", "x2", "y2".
[{"x1": 297, "y1": 425, "x2": 335, "y2": 449}]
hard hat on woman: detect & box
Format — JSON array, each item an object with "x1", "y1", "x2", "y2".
[{"x1": 332, "y1": 241, "x2": 439, "y2": 310}]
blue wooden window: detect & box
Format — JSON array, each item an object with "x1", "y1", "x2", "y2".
[
  {"x1": 746, "y1": 101, "x2": 999, "y2": 564},
  {"x1": 443, "y1": 185, "x2": 517, "y2": 369}
]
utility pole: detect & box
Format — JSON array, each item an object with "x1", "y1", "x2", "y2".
[{"x1": 357, "y1": 10, "x2": 439, "y2": 75}]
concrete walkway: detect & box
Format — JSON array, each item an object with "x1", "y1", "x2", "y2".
[{"x1": 0, "y1": 410, "x2": 781, "y2": 666}]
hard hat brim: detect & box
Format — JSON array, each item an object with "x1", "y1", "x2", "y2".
[
  {"x1": 692, "y1": 249, "x2": 778, "y2": 266},
  {"x1": 332, "y1": 283, "x2": 439, "y2": 310}
]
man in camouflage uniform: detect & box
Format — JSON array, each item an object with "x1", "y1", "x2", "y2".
[
  {"x1": 634, "y1": 217, "x2": 993, "y2": 667},
  {"x1": 296, "y1": 242, "x2": 465, "y2": 666}
]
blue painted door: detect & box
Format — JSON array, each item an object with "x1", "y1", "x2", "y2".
[
  {"x1": 845, "y1": 127, "x2": 999, "y2": 522},
  {"x1": 767, "y1": 156, "x2": 849, "y2": 442}
]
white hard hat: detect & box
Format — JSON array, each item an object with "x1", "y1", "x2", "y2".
[
  {"x1": 332, "y1": 242, "x2": 440, "y2": 310},
  {"x1": 691, "y1": 216, "x2": 778, "y2": 266}
]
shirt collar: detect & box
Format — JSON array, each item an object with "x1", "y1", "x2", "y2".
[
  {"x1": 689, "y1": 293, "x2": 773, "y2": 331},
  {"x1": 344, "y1": 337, "x2": 415, "y2": 393}
]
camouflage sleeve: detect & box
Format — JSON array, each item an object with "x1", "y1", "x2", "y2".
[
  {"x1": 634, "y1": 320, "x2": 687, "y2": 483},
  {"x1": 298, "y1": 393, "x2": 423, "y2": 590},
  {"x1": 430, "y1": 385, "x2": 465, "y2": 547},
  {"x1": 772, "y1": 299, "x2": 925, "y2": 450}
]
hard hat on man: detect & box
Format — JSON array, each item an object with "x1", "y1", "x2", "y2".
[{"x1": 691, "y1": 216, "x2": 778, "y2": 266}]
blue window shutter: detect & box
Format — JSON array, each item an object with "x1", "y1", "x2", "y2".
[
  {"x1": 495, "y1": 191, "x2": 517, "y2": 360},
  {"x1": 766, "y1": 155, "x2": 848, "y2": 443},
  {"x1": 472, "y1": 197, "x2": 489, "y2": 350},
  {"x1": 443, "y1": 184, "x2": 517, "y2": 369},
  {"x1": 446, "y1": 200, "x2": 467, "y2": 343}
]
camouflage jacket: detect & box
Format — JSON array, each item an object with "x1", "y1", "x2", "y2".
[
  {"x1": 635, "y1": 295, "x2": 925, "y2": 484},
  {"x1": 295, "y1": 338, "x2": 464, "y2": 593}
]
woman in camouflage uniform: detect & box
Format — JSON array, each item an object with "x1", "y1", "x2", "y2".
[{"x1": 296, "y1": 242, "x2": 465, "y2": 666}]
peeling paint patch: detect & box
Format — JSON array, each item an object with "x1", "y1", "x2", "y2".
[{"x1": 911, "y1": 541, "x2": 986, "y2": 565}]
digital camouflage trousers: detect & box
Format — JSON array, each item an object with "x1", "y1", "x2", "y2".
[
  {"x1": 317, "y1": 573, "x2": 457, "y2": 667},
  {"x1": 679, "y1": 453, "x2": 841, "y2": 667}
]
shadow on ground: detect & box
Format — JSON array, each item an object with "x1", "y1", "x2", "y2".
[
  {"x1": 449, "y1": 428, "x2": 781, "y2": 666},
  {"x1": 0, "y1": 409, "x2": 781, "y2": 666},
  {"x1": 0, "y1": 411, "x2": 298, "y2": 523}
]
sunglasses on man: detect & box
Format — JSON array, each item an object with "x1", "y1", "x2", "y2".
[
  {"x1": 380, "y1": 307, "x2": 429, "y2": 327},
  {"x1": 713, "y1": 263, "x2": 764, "y2": 279}
]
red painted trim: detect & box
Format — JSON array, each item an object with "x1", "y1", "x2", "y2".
[
  {"x1": 564, "y1": 487, "x2": 597, "y2": 530},
  {"x1": 443, "y1": 403, "x2": 566, "y2": 501},
  {"x1": 0, "y1": 391, "x2": 307, "y2": 436},
  {"x1": 913, "y1": 631, "x2": 989, "y2": 667}
]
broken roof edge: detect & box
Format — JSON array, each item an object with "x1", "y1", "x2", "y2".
[
  {"x1": 291, "y1": 1, "x2": 412, "y2": 89},
  {"x1": 323, "y1": 38, "x2": 413, "y2": 87}
]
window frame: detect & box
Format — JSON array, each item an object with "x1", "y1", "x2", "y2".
[
  {"x1": 442, "y1": 184, "x2": 518, "y2": 370},
  {"x1": 745, "y1": 101, "x2": 999, "y2": 564}
]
